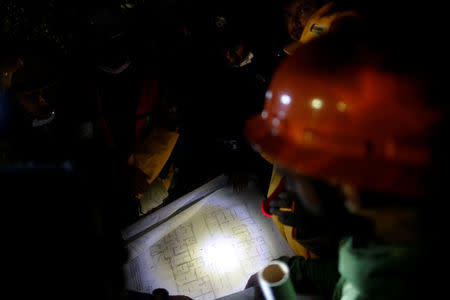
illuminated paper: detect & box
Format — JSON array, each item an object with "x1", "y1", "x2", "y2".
[
  {"x1": 138, "y1": 180, "x2": 169, "y2": 215},
  {"x1": 122, "y1": 175, "x2": 228, "y2": 242},
  {"x1": 123, "y1": 179, "x2": 294, "y2": 300}
]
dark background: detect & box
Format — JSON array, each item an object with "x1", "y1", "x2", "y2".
[{"x1": 1, "y1": 0, "x2": 447, "y2": 299}]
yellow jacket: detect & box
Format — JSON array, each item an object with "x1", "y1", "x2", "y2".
[
  {"x1": 266, "y1": 162, "x2": 319, "y2": 259},
  {"x1": 128, "y1": 125, "x2": 179, "y2": 194}
]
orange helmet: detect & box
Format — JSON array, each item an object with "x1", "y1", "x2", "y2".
[{"x1": 245, "y1": 39, "x2": 442, "y2": 198}]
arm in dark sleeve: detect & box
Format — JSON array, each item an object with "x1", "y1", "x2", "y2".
[{"x1": 276, "y1": 256, "x2": 340, "y2": 299}]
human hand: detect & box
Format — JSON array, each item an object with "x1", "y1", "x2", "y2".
[
  {"x1": 269, "y1": 191, "x2": 326, "y2": 240},
  {"x1": 269, "y1": 191, "x2": 296, "y2": 226},
  {"x1": 245, "y1": 272, "x2": 264, "y2": 300},
  {"x1": 153, "y1": 288, "x2": 193, "y2": 300}
]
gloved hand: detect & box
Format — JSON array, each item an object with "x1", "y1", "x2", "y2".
[
  {"x1": 269, "y1": 190, "x2": 327, "y2": 240},
  {"x1": 270, "y1": 193, "x2": 337, "y2": 257},
  {"x1": 269, "y1": 176, "x2": 357, "y2": 257}
]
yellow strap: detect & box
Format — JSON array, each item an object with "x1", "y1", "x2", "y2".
[{"x1": 268, "y1": 167, "x2": 319, "y2": 259}]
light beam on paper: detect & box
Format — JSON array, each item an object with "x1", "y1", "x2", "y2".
[{"x1": 202, "y1": 235, "x2": 243, "y2": 274}]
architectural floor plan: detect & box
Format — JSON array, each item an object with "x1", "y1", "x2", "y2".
[{"x1": 124, "y1": 182, "x2": 294, "y2": 299}]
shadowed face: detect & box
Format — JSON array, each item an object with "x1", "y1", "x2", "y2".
[
  {"x1": 15, "y1": 84, "x2": 56, "y2": 121},
  {"x1": 281, "y1": 166, "x2": 420, "y2": 244},
  {"x1": 225, "y1": 44, "x2": 247, "y2": 66}
]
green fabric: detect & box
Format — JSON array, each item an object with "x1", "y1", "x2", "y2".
[
  {"x1": 277, "y1": 256, "x2": 340, "y2": 299},
  {"x1": 334, "y1": 237, "x2": 419, "y2": 300},
  {"x1": 279, "y1": 237, "x2": 420, "y2": 300}
]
